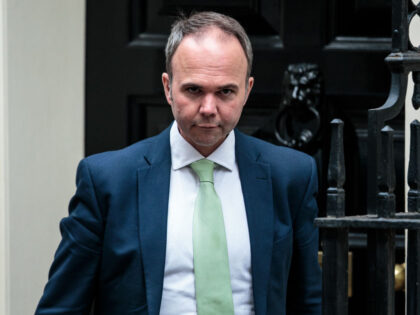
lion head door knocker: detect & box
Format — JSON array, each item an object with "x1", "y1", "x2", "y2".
[{"x1": 275, "y1": 63, "x2": 322, "y2": 151}]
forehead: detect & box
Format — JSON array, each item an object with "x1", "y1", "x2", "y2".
[{"x1": 170, "y1": 28, "x2": 248, "y2": 83}]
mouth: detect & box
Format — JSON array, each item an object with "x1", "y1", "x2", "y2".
[{"x1": 195, "y1": 123, "x2": 219, "y2": 128}]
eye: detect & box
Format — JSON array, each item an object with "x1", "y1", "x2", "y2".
[
  {"x1": 186, "y1": 86, "x2": 201, "y2": 94},
  {"x1": 219, "y1": 88, "x2": 233, "y2": 96}
]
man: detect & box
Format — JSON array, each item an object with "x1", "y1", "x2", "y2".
[{"x1": 36, "y1": 11, "x2": 321, "y2": 315}]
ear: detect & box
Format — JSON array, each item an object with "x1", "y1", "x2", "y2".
[
  {"x1": 243, "y1": 76, "x2": 254, "y2": 106},
  {"x1": 162, "y1": 72, "x2": 172, "y2": 105}
]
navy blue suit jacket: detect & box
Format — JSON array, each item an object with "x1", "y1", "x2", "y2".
[{"x1": 36, "y1": 127, "x2": 321, "y2": 315}]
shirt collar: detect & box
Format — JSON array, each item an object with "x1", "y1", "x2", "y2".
[{"x1": 170, "y1": 121, "x2": 235, "y2": 171}]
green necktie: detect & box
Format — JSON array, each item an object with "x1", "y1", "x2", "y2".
[{"x1": 190, "y1": 159, "x2": 234, "y2": 315}]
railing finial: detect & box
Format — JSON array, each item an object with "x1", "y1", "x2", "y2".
[
  {"x1": 377, "y1": 125, "x2": 396, "y2": 217},
  {"x1": 327, "y1": 119, "x2": 345, "y2": 217}
]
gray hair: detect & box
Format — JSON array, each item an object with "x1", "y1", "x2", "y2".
[{"x1": 165, "y1": 11, "x2": 253, "y2": 80}]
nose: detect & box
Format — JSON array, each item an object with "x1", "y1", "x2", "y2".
[{"x1": 199, "y1": 94, "x2": 217, "y2": 116}]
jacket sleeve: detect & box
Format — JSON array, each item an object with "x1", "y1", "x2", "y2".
[
  {"x1": 35, "y1": 159, "x2": 104, "y2": 315},
  {"x1": 287, "y1": 157, "x2": 322, "y2": 315}
]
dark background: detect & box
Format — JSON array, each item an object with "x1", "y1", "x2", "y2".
[{"x1": 85, "y1": 0, "x2": 405, "y2": 313}]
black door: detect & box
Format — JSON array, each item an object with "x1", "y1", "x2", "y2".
[{"x1": 86, "y1": 1, "x2": 404, "y2": 314}]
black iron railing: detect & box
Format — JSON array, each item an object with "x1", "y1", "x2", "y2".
[{"x1": 315, "y1": 0, "x2": 420, "y2": 314}]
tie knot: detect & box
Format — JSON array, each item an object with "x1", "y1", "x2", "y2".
[{"x1": 190, "y1": 159, "x2": 215, "y2": 183}]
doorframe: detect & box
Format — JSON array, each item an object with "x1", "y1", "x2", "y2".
[{"x1": 0, "y1": 0, "x2": 10, "y2": 312}]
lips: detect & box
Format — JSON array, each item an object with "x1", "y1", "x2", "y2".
[{"x1": 195, "y1": 123, "x2": 219, "y2": 128}]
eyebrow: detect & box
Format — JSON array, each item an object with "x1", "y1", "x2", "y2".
[
  {"x1": 180, "y1": 82, "x2": 239, "y2": 90},
  {"x1": 180, "y1": 82, "x2": 202, "y2": 89},
  {"x1": 218, "y1": 84, "x2": 239, "y2": 90}
]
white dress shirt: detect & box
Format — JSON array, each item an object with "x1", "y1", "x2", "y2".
[{"x1": 159, "y1": 121, "x2": 255, "y2": 315}]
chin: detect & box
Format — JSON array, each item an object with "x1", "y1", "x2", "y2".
[
  {"x1": 191, "y1": 132, "x2": 221, "y2": 144},
  {"x1": 193, "y1": 139, "x2": 219, "y2": 148},
  {"x1": 191, "y1": 135, "x2": 221, "y2": 146}
]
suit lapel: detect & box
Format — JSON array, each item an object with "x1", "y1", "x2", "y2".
[
  {"x1": 235, "y1": 130, "x2": 274, "y2": 315},
  {"x1": 137, "y1": 128, "x2": 171, "y2": 315}
]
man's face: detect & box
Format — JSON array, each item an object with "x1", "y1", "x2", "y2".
[{"x1": 162, "y1": 27, "x2": 254, "y2": 156}]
